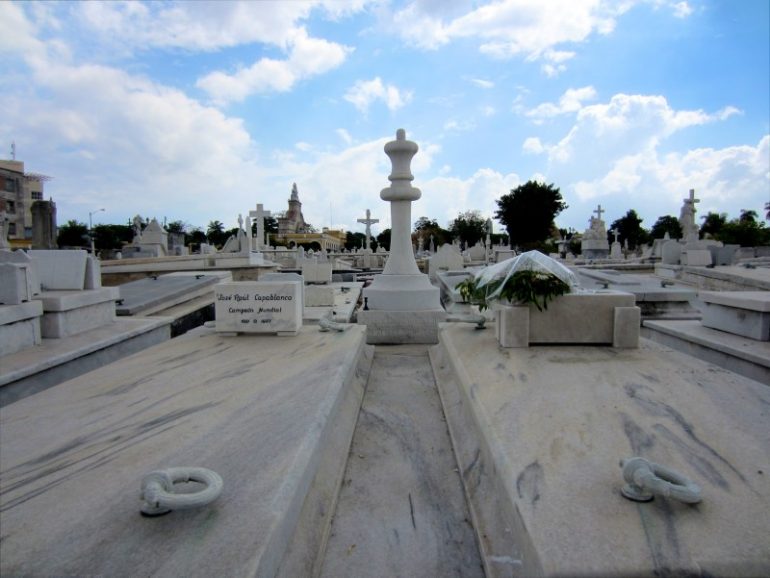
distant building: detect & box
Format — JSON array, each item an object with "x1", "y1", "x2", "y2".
[
  {"x1": 275, "y1": 183, "x2": 346, "y2": 251},
  {"x1": 0, "y1": 159, "x2": 52, "y2": 249}
]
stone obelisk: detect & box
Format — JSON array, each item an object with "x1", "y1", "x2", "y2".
[{"x1": 359, "y1": 129, "x2": 444, "y2": 343}]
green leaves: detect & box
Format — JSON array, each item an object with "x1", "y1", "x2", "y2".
[{"x1": 457, "y1": 270, "x2": 570, "y2": 312}]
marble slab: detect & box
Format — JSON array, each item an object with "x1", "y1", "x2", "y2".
[
  {"x1": 700, "y1": 291, "x2": 770, "y2": 341},
  {"x1": 0, "y1": 301, "x2": 43, "y2": 357},
  {"x1": 0, "y1": 250, "x2": 41, "y2": 295},
  {"x1": 36, "y1": 287, "x2": 119, "y2": 312},
  {"x1": 40, "y1": 300, "x2": 116, "y2": 338},
  {"x1": 0, "y1": 300, "x2": 43, "y2": 326},
  {"x1": 0, "y1": 326, "x2": 371, "y2": 577},
  {"x1": 301, "y1": 261, "x2": 333, "y2": 284},
  {"x1": 27, "y1": 249, "x2": 88, "y2": 290},
  {"x1": 496, "y1": 291, "x2": 639, "y2": 346},
  {"x1": 215, "y1": 280, "x2": 302, "y2": 334},
  {"x1": 357, "y1": 309, "x2": 446, "y2": 344},
  {"x1": 116, "y1": 274, "x2": 222, "y2": 316},
  {"x1": 431, "y1": 324, "x2": 770, "y2": 576},
  {"x1": 700, "y1": 290, "x2": 770, "y2": 312},
  {"x1": 0, "y1": 263, "x2": 32, "y2": 305},
  {"x1": 305, "y1": 285, "x2": 335, "y2": 307},
  {"x1": 642, "y1": 319, "x2": 770, "y2": 385}
]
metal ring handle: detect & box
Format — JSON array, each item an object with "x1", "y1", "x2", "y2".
[
  {"x1": 141, "y1": 467, "x2": 224, "y2": 516},
  {"x1": 621, "y1": 457, "x2": 702, "y2": 504}
]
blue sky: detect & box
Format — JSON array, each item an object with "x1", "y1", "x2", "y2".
[{"x1": 1, "y1": 0, "x2": 768, "y2": 239}]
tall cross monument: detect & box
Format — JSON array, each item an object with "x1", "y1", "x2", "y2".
[
  {"x1": 357, "y1": 209, "x2": 379, "y2": 250},
  {"x1": 249, "y1": 203, "x2": 271, "y2": 250},
  {"x1": 680, "y1": 188, "x2": 700, "y2": 243}
]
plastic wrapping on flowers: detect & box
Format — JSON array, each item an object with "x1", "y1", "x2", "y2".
[{"x1": 463, "y1": 250, "x2": 580, "y2": 311}]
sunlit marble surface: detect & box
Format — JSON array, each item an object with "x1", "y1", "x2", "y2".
[{"x1": 1, "y1": 325, "x2": 370, "y2": 577}]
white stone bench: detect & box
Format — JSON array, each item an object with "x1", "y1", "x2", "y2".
[
  {"x1": 496, "y1": 291, "x2": 640, "y2": 348},
  {"x1": 700, "y1": 290, "x2": 770, "y2": 341}
]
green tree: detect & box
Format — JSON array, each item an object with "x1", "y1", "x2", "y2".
[
  {"x1": 700, "y1": 212, "x2": 727, "y2": 239},
  {"x1": 376, "y1": 228, "x2": 391, "y2": 251},
  {"x1": 414, "y1": 216, "x2": 451, "y2": 247},
  {"x1": 650, "y1": 215, "x2": 683, "y2": 239},
  {"x1": 56, "y1": 220, "x2": 89, "y2": 248},
  {"x1": 719, "y1": 210, "x2": 769, "y2": 246},
  {"x1": 92, "y1": 224, "x2": 133, "y2": 251},
  {"x1": 495, "y1": 181, "x2": 567, "y2": 249},
  {"x1": 187, "y1": 227, "x2": 207, "y2": 250},
  {"x1": 608, "y1": 209, "x2": 649, "y2": 249},
  {"x1": 166, "y1": 220, "x2": 187, "y2": 235},
  {"x1": 206, "y1": 220, "x2": 227, "y2": 247},
  {"x1": 345, "y1": 231, "x2": 367, "y2": 250},
  {"x1": 448, "y1": 210, "x2": 487, "y2": 249}
]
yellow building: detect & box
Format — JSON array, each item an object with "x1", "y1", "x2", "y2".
[
  {"x1": 0, "y1": 158, "x2": 51, "y2": 249},
  {"x1": 281, "y1": 228, "x2": 347, "y2": 252},
  {"x1": 275, "y1": 183, "x2": 346, "y2": 251}
]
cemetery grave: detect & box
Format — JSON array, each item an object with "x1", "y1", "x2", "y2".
[
  {"x1": 115, "y1": 271, "x2": 231, "y2": 336},
  {"x1": 2, "y1": 130, "x2": 769, "y2": 577}
]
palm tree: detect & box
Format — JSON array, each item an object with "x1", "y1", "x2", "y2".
[{"x1": 206, "y1": 220, "x2": 226, "y2": 246}]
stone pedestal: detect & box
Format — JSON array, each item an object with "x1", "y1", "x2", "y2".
[{"x1": 581, "y1": 239, "x2": 609, "y2": 260}]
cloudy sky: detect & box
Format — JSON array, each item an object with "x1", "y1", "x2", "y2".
[{"x1": 1, "y1": 0, "x2": 768, "y2": 238}]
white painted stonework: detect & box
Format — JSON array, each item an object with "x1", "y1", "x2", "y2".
[
  {"x1": 362, "y1": 129, "x2": 441, "y2": 312},
  {"x1": 215, "y1": 281, "x2": 302, "y2": 334},
  {"x1": 28, "y1": 250, "x2": 88, "y2": 290}
]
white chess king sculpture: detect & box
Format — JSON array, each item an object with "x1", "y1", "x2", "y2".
[{"x1": 363, "y1": 129, "x2": 441, "y2": 311}]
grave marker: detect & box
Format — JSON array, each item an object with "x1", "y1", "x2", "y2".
[
  {"x1": 357, "y1": 209, "x2": 379, "y2": 250},
  {"x1": 249, "y1": 203, "x2": 272, "y2": 250},
  {"x1": 215, "y1": 280, "x2": 302, "y2": 335}
]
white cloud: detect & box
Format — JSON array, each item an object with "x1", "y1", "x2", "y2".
[
  {"x1": 344, "y1": 77, "x2": 413, "y2": 113},
  {"x1": 570, "y1": 137, "x2": 769, "y2": 219},
  {"x1": 0, "y1": 1, "x2": 45, "y2": 56},
  {"x1": 672, "y1": 2, "x2": 693, "y2": 19},
  {"x1": 418, "y1": 168, "x2": 521, "y2": 227},
  {"x1": 390, "y1": 0, "x2": 634, "y2": 74},
  {"x1": 76, "y1": 1, "x2": 350, "y2": 52},
  {"x1": 481, "y1": 105, "x2": 496, "y2": 117},
  {"x1": 443, "y1": 119, "x2": 476, "y2": 132},
  {"x1": 539, "y1": 49, "x2": 576, "y2": 77},
  {"x1": 197, "y1": 28, "x2": 352, "y2": 104},
  {"x1": 336, "y1": 128, "x2": 353, "y2": 145},
  {"x1": 522, "y1": 137, "x2": 545, "y2": 154},
  {"x1": 542, "y1": 93, "x2": 742, "y2": 176},
  {"x1": 470, "y1": 78, "x2": 495, "y2": 89},
  {"x1": 528, "y1": 92, "x2": 768, "y2": 227},
  {"x1": 2, "y1": 43, "x2": 263, "y2": 225},
  {"x1": 526, "y1": 86, "x2": 598, "y2": 119}
]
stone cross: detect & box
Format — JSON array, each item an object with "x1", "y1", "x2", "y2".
[
  {"x1": 237, "y1": 213, "x2": 244, "y2": 230},
  {"x1": 593, "y1": 204, "x2": 605, "y2": 222},
  {"x1": 357, "y1": 209, "x2": 379, "y2": 250},
  {"x1": 680, "y1": 188, "x2": 700, "y2": 243},
  {"x1": 249, "y1": 203, "x2": 272, "y2": 251},
  {"x1": 685, "y1": 188, "x2": 700, "y2": 207},
  {"x1": 610, "y1": 229, "x2": 620, "y2": 243}
]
